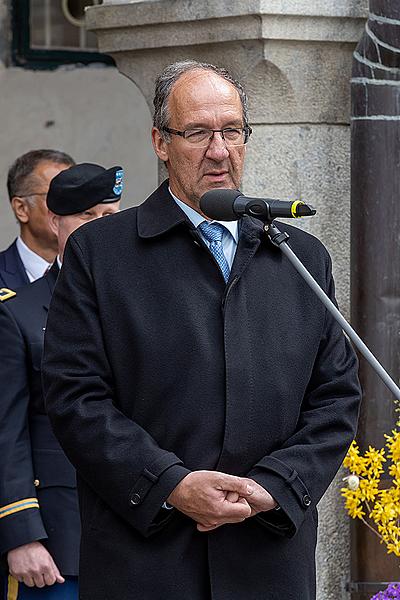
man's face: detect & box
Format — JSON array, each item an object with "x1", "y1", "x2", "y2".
[
  {"x1": 50, "y1": 201, "x2": 120, "y2": 260},
  {"x1": 152, "y1": 70, "x2": 246, "y2": 212},
  {"x1": 12, "y1": 161, "x2": 71, "y2": 250}
]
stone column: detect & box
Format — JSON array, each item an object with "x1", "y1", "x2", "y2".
[
  {"x1": 0, "y1": 0, "x2": 9, "y2": 69},
  {"x1": 86, "y1": 2, "x2": 368, "y2": 598},
  {"x1": 351, "y1": 1, "x2": 400, "y2": 596}
]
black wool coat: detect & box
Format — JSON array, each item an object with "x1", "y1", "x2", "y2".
[
  {"x1": 0, "y1": 263, "x2": 80, "y2": 576},
  {"x1": 43, "y1": 181, "x2": 361, "y2": 600}
]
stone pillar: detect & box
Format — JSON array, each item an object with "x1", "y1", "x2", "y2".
[
  {"x1": 351, "y1": 1, "x2": 400, "y2": 597},
  {"x1": 86, "y1": 2, "x2": 368, "y2": 598},
  {"x1": 0, "y1": 0, "x2": 9, "y2": 69}
]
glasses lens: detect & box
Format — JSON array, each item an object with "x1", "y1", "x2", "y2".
[
  {"x1": 223, "y1": 128, "x2": 245, "y2": 145},
  {"x1": 184, "y1": 128, "x2": 249, "y2": 147},
  {"x1": 185, "y1": 129, "x2": 212, "y2": 144}
]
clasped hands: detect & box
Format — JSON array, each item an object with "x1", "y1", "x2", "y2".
[{"x1": 167, "y1": 470, "x2": 277, "y2": 532}]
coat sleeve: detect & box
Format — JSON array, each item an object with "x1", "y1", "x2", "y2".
[
  {"x1": 0, "y1": 303, "x2": 48, "y2": 556},
  {"x1": 42, "y1": 236, "x2": 190, "y2": 538},
  {"x1": 246, "y1": 250, "x2": 361, "y2": 538}
]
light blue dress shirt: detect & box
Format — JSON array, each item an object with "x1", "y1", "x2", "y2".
[
  {"x1": 169, "y1": 188, "x2": 239, "y2": 269},
  {"x1": 16, "y1": 236, "x2": 52, "y2": 282}
]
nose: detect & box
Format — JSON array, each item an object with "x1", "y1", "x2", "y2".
[{"x1": 205, "y1": 131, "x2": 230, "y2": 161}]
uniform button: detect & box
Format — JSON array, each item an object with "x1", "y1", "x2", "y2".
[
  {"x1": 303, "y1": 494, "x2": 311, "y2": 507},
  {"x1": 130, "y1": 493, "x2": 141, "y2": 506},
  {"x1": 33, "y1": 479, "x2": 40, "y2": 487}
]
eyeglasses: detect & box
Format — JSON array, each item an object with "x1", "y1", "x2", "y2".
[
  {"x1": 162, "y1": 126, "x2": 252, "y2": 147},
  {"x1": 17, "y1": 192, "x2": 47, "y2": 198}
]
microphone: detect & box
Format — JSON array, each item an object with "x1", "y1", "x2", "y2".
[{"x1": 200, "y1": 189, "x2": 316, "y2": 222}]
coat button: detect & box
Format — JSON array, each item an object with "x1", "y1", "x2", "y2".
[
  {"x1": 303, "y1": 494, "x2": 311, "y2": 507},
  {"x1": 33, "y1": 479, "x2": 40, "y2": 487},
  {"x1": 130, "y1": 493, "x2": 141, "y2": 506}
]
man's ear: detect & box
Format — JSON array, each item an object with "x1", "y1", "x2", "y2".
[
  {"x1": 152, "y1": 127, "x2": 169, "y2": 162},
  {"x1": 11, "y1": 197, "x2": 30, "y2": 224},
  {"x1": 47, "y1": 211, "x2": 59, "y2": 237}
]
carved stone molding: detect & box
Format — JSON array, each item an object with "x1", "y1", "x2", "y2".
[{"x1": 86, "y1": 1, "x2": 368, "y2": 123}]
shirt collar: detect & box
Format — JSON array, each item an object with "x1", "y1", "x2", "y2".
[
  {"x1": 169, "y1": 187, "x2": 239, "y2": 243},
  {"x1": 16, "y1": 236, "x2": 52, "y2": 282}
]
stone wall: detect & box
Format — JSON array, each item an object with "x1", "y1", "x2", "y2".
[{"x1": 0, "y1": 2, "x2": 157, "y2": 249}]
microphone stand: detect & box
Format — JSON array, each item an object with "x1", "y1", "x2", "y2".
[{"x1": 265, "y1": 221, "x2": 400, "y2": 402}]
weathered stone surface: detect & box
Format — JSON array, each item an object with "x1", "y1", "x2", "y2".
[
  {"x1": 87, "y1": 2, "x2": 367, "y2": 129},
  {"x1": 0, "y1": 0, "x2": 9, "y2": 68},
  {"x1": 0, "y1": 67, "x2": 157, "y2": 247},
  {"x1": 244, "y1": 123, "x2": 351, "y2": 312},
  {"x1": 100, "y1": 0, "x2": 367, "y2": 19}
]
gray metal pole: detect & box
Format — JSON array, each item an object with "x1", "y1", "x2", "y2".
[
  {"x1": 351, "y1": 0, "x2": 400, "y2": 595},
  {"x1": 265, "y1": 223, "x2": 400, "y2": 401}
]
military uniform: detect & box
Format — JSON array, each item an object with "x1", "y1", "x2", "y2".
[
  {"x1": 0, "y1": 241, "x2": 29, "y2": 291},
  {"x1": 0, "y1": 263, "x2": 80, "y2": 598},
  {"x1": 0, "y1": 162, "x2": 123, "y2": 599}
]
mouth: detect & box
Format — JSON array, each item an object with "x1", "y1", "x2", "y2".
[{"x1": 203, "y1": 171, "x2": 229, "y2": 182}]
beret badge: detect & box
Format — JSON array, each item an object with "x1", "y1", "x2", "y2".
[{"x1": 113, "y1": 169, "x2": 124, "y2": 196}]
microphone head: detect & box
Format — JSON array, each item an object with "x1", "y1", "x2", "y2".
[{"x1": 200, "y1": 188, "x2": 243, "y2": 221}]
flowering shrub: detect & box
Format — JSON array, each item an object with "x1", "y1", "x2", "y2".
[
  {"x1": 341, "y1": 430, "x2": 400, "y2": 557},
  {"x1": 342, "y1": 426, "x2": 400, "y2": 599},
  {"x1": 371, "y1": 583, "x2": 400, "y2": 599}
]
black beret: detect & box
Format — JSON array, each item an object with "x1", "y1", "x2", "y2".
[{"x1": 47, "y1": 163, "x2": 123, "y2": 215}]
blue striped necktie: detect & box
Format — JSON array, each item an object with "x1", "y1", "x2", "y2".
[{"x1": 198, "y1": 221, "x2": 230, "y2": 282}]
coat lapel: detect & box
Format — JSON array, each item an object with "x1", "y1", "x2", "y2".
[
  {"x1": 137, "y1": 180, "x2": 191, "y2": 239},
  {"x1": 137, "y1": 181, "x2": 269, "y2": 286},
  {"x1": 228, "y1": 215, "x2": 264, "y2": 282},
  {"x1": 0, "y1": 240, "x2": 29, "y2": 288},
  {"x1": 43, "y1": 261, "x2": 60, "y2": 311}
]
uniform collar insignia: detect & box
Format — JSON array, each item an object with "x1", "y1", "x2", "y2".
[{"x1": 0, "y1": 288, "x2": 16, "y2": 302}]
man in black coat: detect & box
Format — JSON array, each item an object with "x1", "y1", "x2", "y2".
[
  {"x1": 0, "y1": 149, "x2": 75, "y2": 292},
  {"x1": 0, "y1": 164, "x2": 121, "y2": 599},
  {"x1": 42, "y1": 61, "x2": 361, "y2": 600}
]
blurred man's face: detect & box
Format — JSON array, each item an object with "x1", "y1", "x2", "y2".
[
  {"x1": 152, "y1": 69, "x2": 246, "y2": 213},
  {"x1": 12, "y1": 161, "x2": 71, "y2": 251},
  {"x1": 49, "y1": 202, "x2": 120, "y2": 261}
]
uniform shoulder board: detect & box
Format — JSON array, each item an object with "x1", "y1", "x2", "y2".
[{"x1": 0, "y1": 288, "x2": 17, "y2": 302}]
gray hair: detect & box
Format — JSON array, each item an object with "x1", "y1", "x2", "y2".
[
  {"x1": 7, "y1": 149, "x2": 75, "y2": 203},
  {"x1": 153, "y1": 60, "x2": 249, "y2": 141}
]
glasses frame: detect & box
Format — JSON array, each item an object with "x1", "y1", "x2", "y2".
[
  {"x1": 162, "y1": 125, "x2": 253, "y2": 147},
  {"x1": 16, "y1": 192, "x2": 48, "y2": 198}
]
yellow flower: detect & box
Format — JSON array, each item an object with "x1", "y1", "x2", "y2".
[{"x1": 341, "y1": 430, "x2": 400, "y2": 559}]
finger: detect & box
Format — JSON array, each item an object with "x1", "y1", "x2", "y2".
[
  {"x1": 223, "y1": 497, "x2": 252, "y2": 516},
  {"x1": 53, "y1": 568, "x2": 65, "y2": 584},
  {"x1": 197, "y1": 523, "x2": 220, "y2": 532},
  {"x1": 32, "y1": 573, "x2": 46, "y2": 588},
  {"x1": 49, "y1": 557, "x2": 65, "y2": 584},
  {"x1": 43, "y1": 569, "x2": 57, "y2": 586},
  {"x1": 236, "y1": 497, "x2": 251, "y2": 507},
  {"x1": 217, "y1": 474, "x2": 253, "y2": 497},
  {"x1": 23, "y1": 576, "x2": 35, "y2": 588},
  {"x1": 225, "y1": 491, "x2": 239, "y2": 502}
]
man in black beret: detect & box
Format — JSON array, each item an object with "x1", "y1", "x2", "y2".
[{"x1": 0, "y1": 163, "x2": 121, "y2": 600}]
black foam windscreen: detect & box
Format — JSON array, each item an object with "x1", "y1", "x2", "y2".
[{"x1": 200, "y1": 188, "x2": 243, "y2": 221}]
